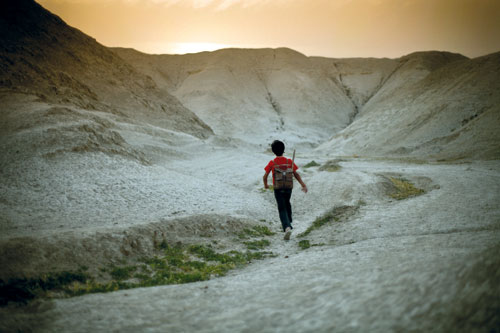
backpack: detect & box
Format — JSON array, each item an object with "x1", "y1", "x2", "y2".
[{"x1": 272, "y1": 157, "x2": 294, "y2": 190}]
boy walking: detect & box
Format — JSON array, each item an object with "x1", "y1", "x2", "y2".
[{"x1": 263, "y1": 140, "x2": 308, "y2": 240}]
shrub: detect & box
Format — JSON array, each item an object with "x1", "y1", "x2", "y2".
[
  {"x1": 388, "y1": 177, "x2": 425, "y2": 200},
  {"x1": 318, "y1": 160, "x2": 341, "y2": 172},
  {"x1": 298, "y1": 240, "x2": 311, "y2": 250},
  {"x1": 304, "y1": 161, "x2": 320, "y2": 168},
  {"x1": 299, "y1": 205, "x2": 358, "y2": 237}
]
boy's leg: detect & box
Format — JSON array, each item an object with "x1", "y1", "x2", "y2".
[
  {"x1": 274, "y1": 189, "x2": 292, "y2": 232},
  {"x1": 284, "y1": 189, "x2": 292, "y2": 225}
]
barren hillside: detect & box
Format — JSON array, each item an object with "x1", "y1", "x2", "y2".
[
  {"x1": 0, "y1": 0, "x2": 212, "y2": 139},
  {"x1": 113, "y1": 47, "x2": 357, "y2": 147},
  {"x1": 321, "y1": 52, "x2": 500, "y2": 160},
  {"x1": 114, "y1": 46, "x2": 499, "y2": 160}
]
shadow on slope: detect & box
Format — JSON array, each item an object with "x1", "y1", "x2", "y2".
[{"x1": 0, "y1": 0, "x2": 212, "y2": 139}]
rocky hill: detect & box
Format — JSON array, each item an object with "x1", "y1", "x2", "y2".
[
  {"x1": 0, "y1": 0, "x2": 212, "y2": 139},
  {"x1": 320, "y1": 51, "x2": 500, "y2": 160},
  {"x1": 113, "y1": 47, "x2": 356, "y2": 147},
  {"x1": 2, "y1": 0, "x2": 497, "y2": 160},
  {"x1": 114, "y1": 46, "x2": 499, "y2": 160}
]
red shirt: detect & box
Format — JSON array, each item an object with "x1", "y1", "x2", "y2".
[{"x1": 265, "y1": 156, "x2": 298, "y2": 185}]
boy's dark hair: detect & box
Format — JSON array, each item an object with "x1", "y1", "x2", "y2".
[{"x1": 271, "y1": 140, "x2": 285, "y2": 156}]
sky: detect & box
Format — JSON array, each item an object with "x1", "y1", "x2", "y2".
[{"x1": 37, "y1": 0, "x2": 500, "y2": 58}]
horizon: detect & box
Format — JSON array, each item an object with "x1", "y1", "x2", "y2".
[
  {"x1": 37, "y1": 0, "x2": 500, "y2": 59},
  {"x1": 114, "y1": 44, "x2": 498, "y2": 60}
]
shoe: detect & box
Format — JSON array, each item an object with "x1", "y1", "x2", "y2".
[{"x1": 284, "y1": 227, "x2": 292, "y2": 240}]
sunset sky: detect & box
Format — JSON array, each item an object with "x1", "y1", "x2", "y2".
[{"x1": 37, "y1": 0, "x2": 500, "y2": 58}]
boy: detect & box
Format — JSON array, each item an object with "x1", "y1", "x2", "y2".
[{"x1": 263, "y1": 140, "x2": 308, "y2": 240}]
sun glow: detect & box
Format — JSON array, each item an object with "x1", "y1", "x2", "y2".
[
  {"x1": 37, "y1": 0, "x2": 500, "y2": 58},
  {"x1": 169, "y1": 42, "x2": 231, "y2": 54}
]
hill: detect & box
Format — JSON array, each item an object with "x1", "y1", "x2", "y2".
[
  {"x1": 320, "y1": 51, "x2": 500, "y2": 160},
  {"x1": 114, "y1": 47, "x2": 499, "y2": 160},
  {"x1": 0, "y1": 0, "x2": 212, "y2": 139},
  {"x1": 113, "y1": 47, "x2": 356, "y2": 147}
]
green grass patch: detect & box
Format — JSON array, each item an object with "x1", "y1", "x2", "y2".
[
  {"x1": 318, "y1": 160, "x2": 341, "y2": 172},
  {"x1": 298, "y1": 240, "x2": 311, "y2": 250},
  {"x1": 388, "y1": 177, "x2": 425, "y2": 200},
  {"x1": 188, "y1": 244, "x2": 234, "y2": 263},
  {"x1": 237, "y1": 225, "x2": 275, "y2": 239},
  {"x1": 298, "y1": 240, "x2": 326, "y2": 250},
  {"x1": 244, "y1": 239, "x2": 271, "y2": 250},
  {"x1": 1, "y1": 243, "x2": 274, "y2": 306},
  {"x1": 110, "y1": 266, "x2": 137, "y2": 281},
  {"x1": 298, "y1": 211, "x2": 339, "y2": 238},
  {"x1": 298, "y1": 205, "x2": 358, "y2": 238},
  {"x1": 303, "y1": 160, "x2": 320, "y2": 168},
  {"x1": 253, "y1": 225, "x2": 275, "y2": 236}
]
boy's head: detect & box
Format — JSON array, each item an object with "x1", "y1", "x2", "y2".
[{"x1": 271, "y1": 140, "x2": 285, "y2": 156}]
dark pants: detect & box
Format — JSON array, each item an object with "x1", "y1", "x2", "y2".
[{"x1": 274, "y1": 189, "x2": 293, "y2": 232}]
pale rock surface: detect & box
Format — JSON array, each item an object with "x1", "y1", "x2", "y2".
[
  {"x1": 319, "y1": 52, "x2": 500, "y2": 160},
  {"x1": 114, "y1": 47, "x2": 356, "y2": 147}
]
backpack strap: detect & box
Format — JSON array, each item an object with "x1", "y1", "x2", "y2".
[
  {"x1": 272, "y1": 157, "x2": 294, "y2": 171},
  {"x1": 272, "y1": 159, "x2": 288, "y2": 171}
]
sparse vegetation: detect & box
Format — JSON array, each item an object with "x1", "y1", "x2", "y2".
[
  {"x1": 253, "y1": 225, "x2": 275, "y2": 236},
  {"x1": 0, "y1": 243, "x2": 274, "y2": 306},
  {"x1": 304, "y1": 160, "x2": 320, "y2": 168},
  {"x1": 298, "y1": 240, "x2": 326, "y2": 250},
  {"x1": 1, "y1": 222, "x2": 278, "y2": 306},
  {"x1": 237, "y1": 225, "x2": 275, "y2": 239},
  {"x1": 388, "y1": 177, "x2": 425, "y2": 200},
  {"x1": 357, "y1": 199, "x2": 367, "y2": 206},
  {"x1": 244, "y1": 239, "x2": 271, "y2": 250},
  {"x1": 110, "y1": 266, "x2": 137, "y2": 281},
  {"x1": 318, "y1": 160, "x2": 342, "y2": 172},
  {"x1": 298, "y1": 240, "x2": 311, "y2": 250},
  {"x1": 298, "y1": 205, "x2": 358, "y2": 238}
]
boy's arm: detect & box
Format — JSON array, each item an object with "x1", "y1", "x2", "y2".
[
  {"x1": 263, "y1": 171, "x2": 270, "y2": 189},
  {"x1": 293, "y1": 171, "x2": 308, "y2": 193}
]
